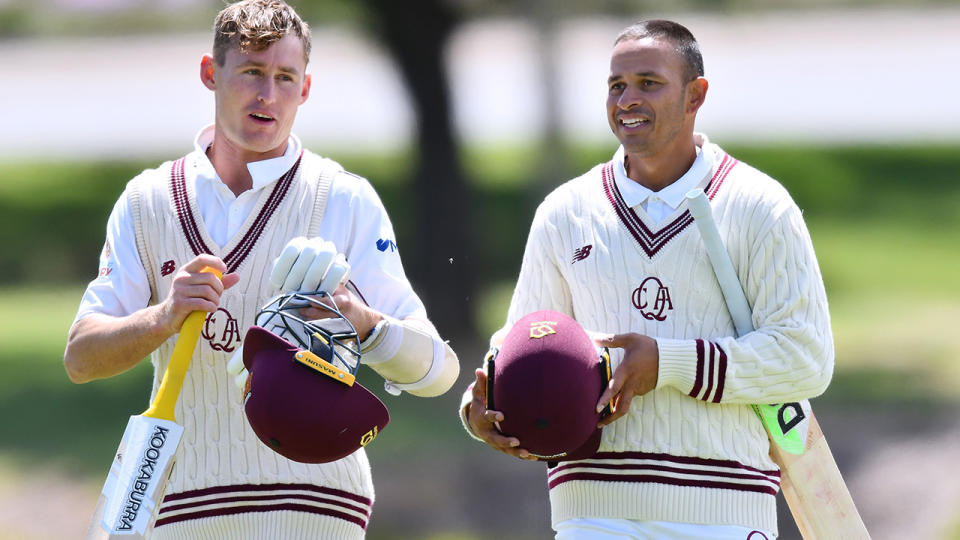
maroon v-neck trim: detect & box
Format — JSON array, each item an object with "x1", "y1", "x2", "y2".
[
  {"x1": 169, "y1": 153, "x2": 303, "y2": 272},
  {"x1": 602, "y1": 153, "x2": 737, "y2": 257}
]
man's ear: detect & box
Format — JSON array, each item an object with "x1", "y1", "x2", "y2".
[
  {"x1": 300, "y1": 73, "x2": 312, "y2": 105},
  {"x1": 200, "y1": 55, "x2": 217, "y2": 91},
  {"x1": 686, "y1": 77, "x2": 708, "y2": 114}
]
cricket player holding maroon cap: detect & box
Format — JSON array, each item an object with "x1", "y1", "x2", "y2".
[
  {"x1": 64, "y1": 1, "x2": 458, "y2": 538},
  {"x1": 462, "y1": 20, "x2": 838, "y2": 539}
]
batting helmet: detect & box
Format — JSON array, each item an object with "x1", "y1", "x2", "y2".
[
  {"x1": 241, "y1": 292, "x2": 389, "y2": 464},
  {"x1": 486, "y1": 310, "x2": 612, "y2": 461}
]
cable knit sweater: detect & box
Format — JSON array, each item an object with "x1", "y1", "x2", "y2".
[
  {"x1": 129, "y1": 151, "x2": 374, "y2": 539},
  {"x1": 476, "y1": 134, "x2": 834, "y2": 534}
]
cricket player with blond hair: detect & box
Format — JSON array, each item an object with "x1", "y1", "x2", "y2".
[{"x1": 64, "y1": 1, "x2": 458, "y2": 538}]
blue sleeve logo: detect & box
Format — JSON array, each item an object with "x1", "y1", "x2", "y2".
[{"x1": 376, "y1": 238, "x2": 398, "y2": 252}]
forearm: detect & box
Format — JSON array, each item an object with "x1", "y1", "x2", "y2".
[
  {"x1": 360, "y1": 316, "x2": 459, "y2": 397},
  {"x1": 655, "y1": 200, "x2": 835, "y2": 405},
  {"x1": 63, "y1": 307, "x2": 174, "y2": 383}
]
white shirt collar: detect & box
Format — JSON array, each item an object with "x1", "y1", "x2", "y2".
[
  {"x1": 612, "y1": 141, "x2": 711, "y2": 210},
  {"x1": 192, "y1": 124, "x2": 302, "y2": 192}
]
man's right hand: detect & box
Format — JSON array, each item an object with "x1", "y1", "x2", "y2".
[
  {"x1": 466, "y1": 368, "x2": 536, "y2": 460},
  {"x1": 158, "y1": 254, "x2": 239, "y2": 334},
  {"x1": 64, "y1": 254, "x2": 238, "y2": 384}
]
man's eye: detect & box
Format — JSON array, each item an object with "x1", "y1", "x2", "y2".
[{"x1": 610, "y1": 82, "x2": 625, "y2": 92}]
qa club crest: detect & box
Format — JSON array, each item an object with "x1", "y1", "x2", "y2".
[
  {"x1": 632, "y1": 277, "x2": 674, "y2": 321},
  {"x1": 202, "y1": 307, "x2": 242, "y2": 352}
]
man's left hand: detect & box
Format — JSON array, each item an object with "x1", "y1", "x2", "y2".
[
  {"x1": 298, "y1": 284, "x2": 382, "y2": 342},
  {"x1": 594, "y1": 333, "x2": 659, "y2": 427}
]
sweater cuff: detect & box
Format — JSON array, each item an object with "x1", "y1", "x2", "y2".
[{"x1": 654, "y1": 338, "x2": 699, "y2": 393}]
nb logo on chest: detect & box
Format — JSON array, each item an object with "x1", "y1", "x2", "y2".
[{"x1": 632, "y1": 277, "x2": 673, "y2": 321}]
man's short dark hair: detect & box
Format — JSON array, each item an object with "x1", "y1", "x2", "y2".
[
  {"x1": 213, "y1": 0, "x2": 312, "y2": 66},
  {"x1": 615, "y1": 20, "x2": 704, "y2": 82}
]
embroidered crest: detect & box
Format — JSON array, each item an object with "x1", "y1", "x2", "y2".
[
  {"x1": 529, "y1": 320, "x2": 558, "y2": 339},
  {"x1": 201, "y1": 307, "x2": 243, "y2": 353},
  {"x1": 632, "y1": 277, "x2": 674, "y2": 321}
]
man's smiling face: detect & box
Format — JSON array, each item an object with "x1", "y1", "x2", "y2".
[{"x1": 606, "y1": 37, "x2": 692, "y2": 158}]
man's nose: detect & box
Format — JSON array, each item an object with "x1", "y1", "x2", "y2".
[
  {"x1": 618, "y1": 85, "x2": 643, "y2": 110},
  {"x1": 258, "y1": 79, "x2": 277, "y2": 104}
]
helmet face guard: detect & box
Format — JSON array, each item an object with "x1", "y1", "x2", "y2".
[{"x1": 241, "y1": 292, "x2": 389, "y2": 464}]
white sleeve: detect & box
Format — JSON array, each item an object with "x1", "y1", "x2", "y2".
[
  {"x1": 496, "y1": 201, "x2": 574, "y2": 343},
  {"x1": 320, "y1": 171, "x2": 458, "y2": 397},
  {"x1": 318, "y1": 171, "x2": 426, "y2": 319},
  {"x1": 656, "y1": 202, "x2": 835, "y2": 405},
  {"x1": 73, "y1": 185, "x2": 151, "y2": 324},
  {"x1": 459, "y1": 201, "x2": 572, "y2": 432}
]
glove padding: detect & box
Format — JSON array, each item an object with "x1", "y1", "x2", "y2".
[
  {"x1": 227, "y1": 347, "x2": 249, "y2": 391},
  {"x1": 270, "y1": 236, "x2": 350, "y2": 293}
]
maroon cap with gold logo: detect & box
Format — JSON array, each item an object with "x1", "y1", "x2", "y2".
[{"x1": 487, "y1": 310, "x2": 611, "y2": 461}]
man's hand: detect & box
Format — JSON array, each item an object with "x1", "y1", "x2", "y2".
[
  {"x1": 466, "y1": 368, "x2": 536, "y2": 460},
  {"x1": 594, "y1": 333, "x2": 659, "y2": 427},
  {"x1": 158, "y1": 254, "x2": 239, "y2": 334},
  {"x1": 295, "y1": 284, "x2": 382, "y2": 342},
  {"x1": 64, "y1": 254, "x2": 238, "y2": 384},
  {"x1": 270, "y1": 236, "x2": 350, "y2": 294}
]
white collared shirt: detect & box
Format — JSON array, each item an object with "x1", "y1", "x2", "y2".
[
  {"x1": 75, "y1": 127, "x2": 305, "y2": 320},
  {"x1": 192, "y1": 124, "x2": 302, "y2": 248},
  {"x1": 75, "y1": 126, "x2": 421, "y2": 323},
  {"x1": 611, "y1": 143, "x2": 709, "y2": 224}
]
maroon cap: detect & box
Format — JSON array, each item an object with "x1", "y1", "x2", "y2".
[
  {"x1": 241, "y1": 325, "x2": 389, "y2": 464},
  {"x1": 488, "y1": 310, "x2": 608, "y2": 460}
]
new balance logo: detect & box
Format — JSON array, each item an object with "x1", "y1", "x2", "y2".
[
  {"x1": 160, "y1": 260, "x2": 176, "y2": 276},
  {"x1": 376, "y1": 239, "x2": 398, "y2": 252},
  {"x1": 572, "y1": 245, "x2": 593, "y2": 263}
]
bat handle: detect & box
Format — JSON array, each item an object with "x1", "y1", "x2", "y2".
[
  {"x1": 685, "y1": 189, "x2": 755, "y2": 336},
  {"x1": 143, "y1": 267, "x2": 223, "y2": 422}
]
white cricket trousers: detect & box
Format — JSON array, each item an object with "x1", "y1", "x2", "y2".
[{"x1": 554, "y1": 518, "x2": 775, "y2": 539}]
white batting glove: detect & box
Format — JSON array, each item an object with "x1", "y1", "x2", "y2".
[
  {"x1": 226, "y1": 348, "x2": 249, "y2": 391},
  {"x1": 269, "y1": 236, "x2": 350, "y2": 294}
]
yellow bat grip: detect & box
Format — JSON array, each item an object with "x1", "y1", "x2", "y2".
[{"x1": 143, "y1": 268, "x2": 223, "y2": 422}]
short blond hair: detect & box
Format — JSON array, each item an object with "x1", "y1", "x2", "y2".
[{"x1": 212, "y1": 0, "x2": 311, "y2": 66}]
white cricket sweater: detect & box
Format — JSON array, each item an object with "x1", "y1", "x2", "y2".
[
  {"x1": 495, "y1": 134, "x2": 834, "y2": 534},
  {"x1": 127, "y1": 150, "x2": 383, "y2": 539}
]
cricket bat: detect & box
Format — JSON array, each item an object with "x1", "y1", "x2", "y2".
[
  {"x1": 85, "y1": 269, "x2": 220, "y2": 539},
  {"x1": 686, "y1": 190, "x2": 869, "y2": 539}
]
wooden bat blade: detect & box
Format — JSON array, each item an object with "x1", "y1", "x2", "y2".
[
  {"x1": 85, "y1": 416, "x2": 183, "y2": 538},
  {"x1": 773, "y1": 413, "x2": 870, "y2": 539}
]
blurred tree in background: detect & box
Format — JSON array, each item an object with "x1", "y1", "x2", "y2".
[{"x1": 1, "y1": 0, "x2": 954, "y2": 338}]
